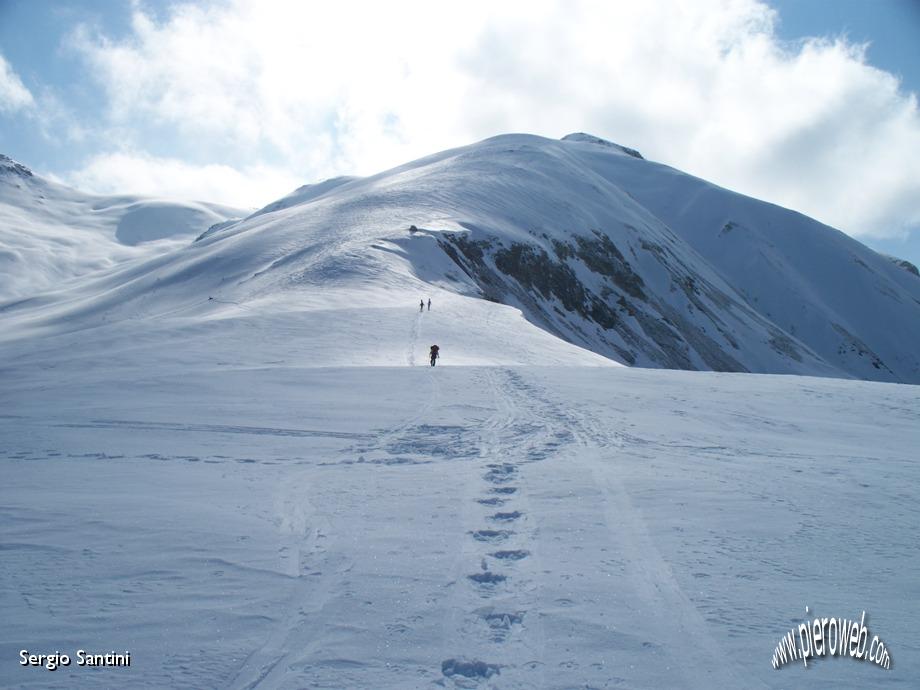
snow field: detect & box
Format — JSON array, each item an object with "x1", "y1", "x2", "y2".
[{"x1": 2, "y1": 352, "x2": 917, "y2": 688}]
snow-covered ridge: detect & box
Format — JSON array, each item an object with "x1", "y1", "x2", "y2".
[
  {"x1": 561, "y1": 132, "x2": 644, "y2": 159},
  {"x1": 564, "y1": 139, "x2": 920, "y2": 382},
  {"x1": 249, "y1": 176, "x2": 359, "y2": 220},
  {"x1": 0, "y1": 154, "x2": 248, "y2": 303},
  {"x1": 2, "y1": 135, "x2": 919, "y2": 382}
]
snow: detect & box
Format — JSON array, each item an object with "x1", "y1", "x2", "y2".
[
  {"x1": 0, "y1": 155, "x2": 247, "y2": 303},
  {"x1": 2, "y1": 345, "x2": 917, "y2": 688},
  {"x1": 10, "y1": 132, "x2": 915, "y2": 382},
  {"x1": 562, "y1": 136, "x2": 920, "y2": 382},
  {"x1": 2, "y1": 136, "x2": 918, "y2": 688}
]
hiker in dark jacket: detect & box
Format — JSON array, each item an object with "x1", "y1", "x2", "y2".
[{"x1": 429, "y1": 345, "x2": 439, "y2": 366}]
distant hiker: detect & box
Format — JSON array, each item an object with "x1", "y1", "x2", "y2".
[
  {"x1": 427, "y1": 298, "x2": 431, "y2": 311},
  {"x1": 420, "y1": 299, "x2": 424, "y2": 312},
  {"x1": 429, "y1": 345, "x2": 440, "y2": 367}
]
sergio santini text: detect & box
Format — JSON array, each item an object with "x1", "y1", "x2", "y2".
[{"x1": 20, "y1": 649, "x2": 131, "y2": 671}]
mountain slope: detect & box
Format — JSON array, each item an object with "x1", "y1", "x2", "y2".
[
  {"x1": 0, "y1": 154, "x2": 248, "y2": 303},
  {"x1": 2, "y1": 135, "x2": 918, "y2": 382},
  {"x1": 559, "y1": 135, "x2": 920, "y2": 382}
]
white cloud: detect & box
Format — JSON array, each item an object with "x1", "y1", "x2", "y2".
[
  {"x1": 69, "y1": 0, "x2": 920, "y2": 239},
  {"x1": 0, "y1": 53, "x2": 34, "y2": 113},
  {"x1": 61, "y1": 151, "x2": 299, "y2": 209}
]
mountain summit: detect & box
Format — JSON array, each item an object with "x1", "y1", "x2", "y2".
[
  {"x1": 560, "y1": 132, "x2": 644, "y2": 159},
  {"x1": 3, "y1": 135, "x2": 918, "y2": 382}
]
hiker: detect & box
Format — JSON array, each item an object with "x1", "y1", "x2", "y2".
[
  {"x1": 429, "y1": 345, "x2": 440, "y2": 367},
  {"x1": 427, "y1": 298, "x2": 431, "y2": 311},
  {"x1": 420, "y1": 299, "x2": 424, "y2": 312}
]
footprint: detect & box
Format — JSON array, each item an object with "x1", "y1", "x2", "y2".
[
  {"x1": 470, "y1": 529, "x2": 512, "y2": 542},
  {"x1": 484, "y1": 464, "x2": 517, "y2": 484},
  {"x1": 481, "y1": 610, "x2": 524, "y2": 628},
  {"x1": 490, "y1": 549, "x2": 529, "y2": 561},
  {"x1": 468, "y1": 572, "x2": 507, "y2": 585},
  {"x1": 489, "y1": 511, "x2": 522, "y2": 522},
  {"x1": 441, "y1": 658, "x2": 500, "y2": 679},
  {"x1": 491, "y1": 487, "x2": 517, "y2": 495},
  {"x1": 480, "y1": 610, "x2": 525, "y2": 641},
  {"x1": 477, "y1": 497, "x2": 507, "y2": 506}
]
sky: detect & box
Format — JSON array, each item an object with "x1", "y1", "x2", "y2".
[{"x1": 1, "y1": 0, "x2": 919, "y2": 265}]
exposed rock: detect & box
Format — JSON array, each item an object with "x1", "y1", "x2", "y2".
[
  {"x1": 884, "y1": 254, "x2": 920, "y2": 278},
  {"x1": 0, "y1": 154, "x2": 34, "y2": 179},
  {"x1": 438, "y1": 227, "x2": 751, "y2": 372}
]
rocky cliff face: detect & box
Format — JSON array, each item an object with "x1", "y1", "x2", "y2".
[{"x1": 437, "y1": 222, "x2": 814, "y2": 374}]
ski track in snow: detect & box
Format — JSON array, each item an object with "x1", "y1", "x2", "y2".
[
  {"x1": 428, "y1": 365, "x2": 749, "y2": 688},
  {"x1": 228, "y1": 334, "x2": 452, "y2": 689},
  {"x1": 408, "y1": 309, "x2": 422, "y2": 367},
  {"x1": 54, "y1": 419, "x2": 374, "y2": 441}
]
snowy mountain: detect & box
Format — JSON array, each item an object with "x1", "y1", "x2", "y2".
[
  {"x1": 0, "y1": 154, "x2": 247, "y2": 303},
  {"x1": 5, "y1": 133, "x2": 916, "y2": 382},
  {"x1": 558, "y1": 134, "x2": 920, "y2": 382},
  {"x1": 1, "y1": 137, "x2": 917, "y2": 689}
]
